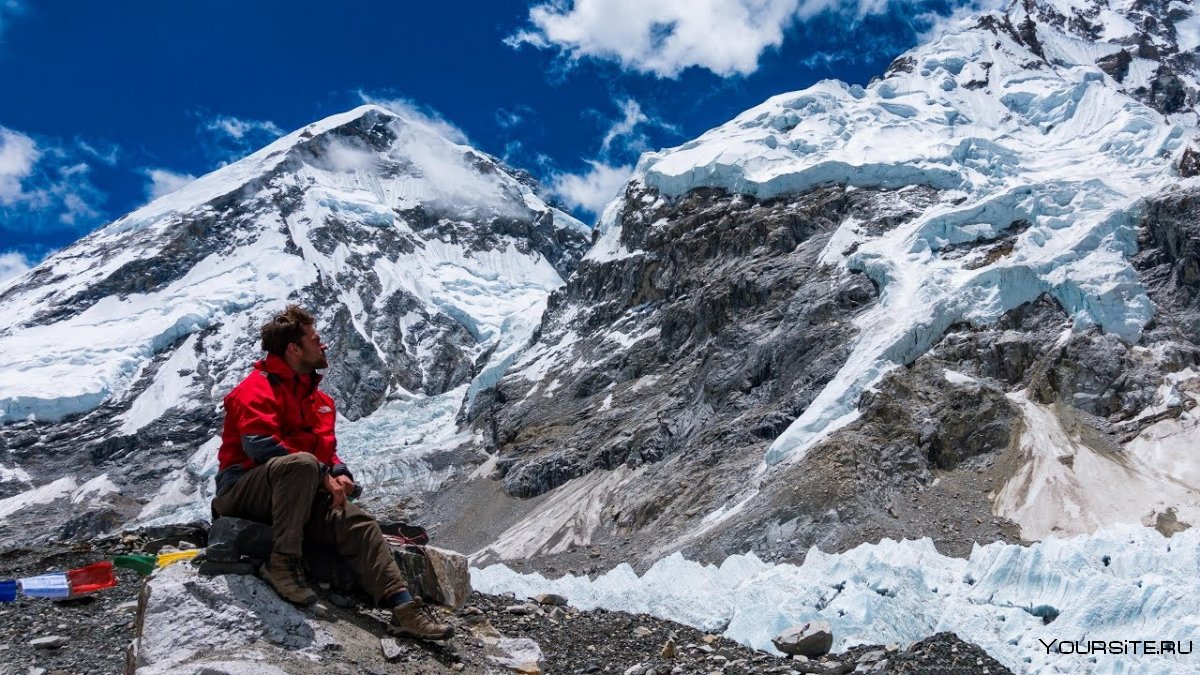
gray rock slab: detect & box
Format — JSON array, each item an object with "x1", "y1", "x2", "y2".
[
  {"x1": 129, "y1": 564, "x2": 369, "y2": 674},
  {"x1": 380, "y1": 637, "x2": 406, "y2": 661},
  {"x1": 29, "y1": 635, "x2": 68, "y2": 649},
  {"x1": 534, "y1": 593, "x2": 567, "y2": 606},
  {"x1": 772, "y1": 620, "x2": 833, "y2": 657},
  {"x1": 485, "y1": 636, "x2": 545, "y2": 672}
]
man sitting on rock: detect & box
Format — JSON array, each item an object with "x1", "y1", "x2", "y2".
[{"x1": 212, "y1": 304, "x2": 453, "y2": 641}]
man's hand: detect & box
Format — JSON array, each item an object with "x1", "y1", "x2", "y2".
[
  {"x1": 322, "y1": 472, "x2": 347, "y2": 510},
  {"x1": 333, "y1": 474, "x2": 355, "y2": 499}
]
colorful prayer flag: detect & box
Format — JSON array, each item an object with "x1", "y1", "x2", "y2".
[
  {"x1": 19, "y1": 573, "x2": 69, "y2": 598},
  {"x1": 156, "y1": 549, "x2": 201, "y2": 568},
  {"x1": 114, "y1": 553, "x2": 158, "y2": 575},
  {"x1": 67, "y1": 561, "x2": 117, "y2": 595}
]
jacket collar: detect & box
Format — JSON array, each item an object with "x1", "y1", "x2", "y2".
[{"x1": 256, "y1": 353, "x2": 322, "y2": 392}]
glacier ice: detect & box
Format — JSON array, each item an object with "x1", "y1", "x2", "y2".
[{"x1": 474, "y1": 525, "x2": 1200, "y2": 674}]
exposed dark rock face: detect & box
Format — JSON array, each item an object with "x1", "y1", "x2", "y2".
[
  {"x1": 689, "y1": 306, "x2": 1040, "y2": 563},
  {"x1": 450, "y1": 178, "x2": 1200, "y2": 569},
  {"x1": 1137, "y1": 190, "x2": 1200, "y2": 338},
  {"x1": 320, "y1": 303, "x2": 391, "y2": 420},
  {"x1": 1179, "y1": 147, "x2": 1200, "y2": 178},
  {"x1": 473, "y1": 183, "x2": 907, "y2": 501},
  {"x1": 1029, "y1": 330, "x2": 1160, "y2": 417},
  {"x1": 448, "y1": 185, "x2": 952, "y2": 564},
  {"x1": 885, "y1": 55, "x2": 916, "y2": 76},
  {"x1": 1016, "y1": 15, "x2": 1045, "y2": 60},
  {"x1": 688, "y1": 190, "x2": 1200, "y2": 562},
  {"x1": 1148, "y1": 64, "x2": 1189, "y2": 113},
  {"x1": 1097, "y1": 49, "x2": 1132, "y2": 82}
]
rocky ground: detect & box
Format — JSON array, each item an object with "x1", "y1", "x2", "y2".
[
  {"x1": 474, "y1": 594, "x2": 1010, "y2": 675},
  {"x1": 0, "y1": 543, "x2": 145, "y2": 675},
  {"x1": 0, "y1": 538, "x2": 1013, "y2": 675}
]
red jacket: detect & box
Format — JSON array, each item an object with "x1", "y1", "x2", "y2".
[{"x1": 215, "y1": 353, "x2": 350, "y2": 495}]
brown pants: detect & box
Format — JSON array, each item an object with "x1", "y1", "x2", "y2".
[{"x1": 211, "y1": 452, "x2": 408, "y2": 606}]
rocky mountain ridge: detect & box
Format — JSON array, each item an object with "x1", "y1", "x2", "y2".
[{"x1": 452, "y1": 0, "x2": 1200, "y2": 568}]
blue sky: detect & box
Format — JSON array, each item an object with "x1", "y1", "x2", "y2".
[{"x1": 0, "y1": 0, "x2": 986, "y2": 281}]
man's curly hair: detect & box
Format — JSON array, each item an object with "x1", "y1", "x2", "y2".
[{"x1": 261, "y1": 305, "x2": 315, "y2": 357}]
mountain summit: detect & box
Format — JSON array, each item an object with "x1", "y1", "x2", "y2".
[{"x1": 0, "y1": 104, "x2": 589, "y2": 543}]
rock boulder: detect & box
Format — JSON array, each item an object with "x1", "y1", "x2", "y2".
[{"x1": 772, "y1": 620, "x2": 834, "y2": 657}]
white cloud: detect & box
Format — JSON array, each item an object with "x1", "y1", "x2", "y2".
[
  {"x1": 601, "y1": 98, "x2": 650, "y2": 155},
  {"x1": 57, "y1": 186, "x2": 100, "y2": 225},
  {"x1": 597, "y1": 97, "x2": 679, "y2": 157},
  {"x1": 507, "y1": 0, "x2": 926, "y2": 77},
  {"x1": 502, "y1": 140, "x2": 525, "y2": 163},
  {"x1": 199, "y1": 113, "x2": 286, "y2": 164},
  {"x1": 0, "y1": 250, "x2": 31, "y2": 286},
  {"x1": 0, "y1": 1, "x2": 24, "y2": 40},
  {"x1": 205, "y1": 115, "x2": 284, "y2": 141},
  {"x1": 77, "y1": 139, "x2": 121, "y2": 166},
  {"x1": 545, "y1": 97, "x2": 669, "y2": 218},
  {"x1": 0, "y1": 126, "x2": 105, "y2": 230},
  {"x1": 495, "y1": 105, "x2": 532, "y2": 130},
  {"x1": 357, "y1": 92, "x2": 471, "y2": 145},
  {"x1": 143, "y1": 168, "x2": 197, "y2": 200},
  {"x1": 0, "y1": 127, "x2": 40, "y2": 204},
  {"x1": 550, "y1": 160, "x2": 633, "y2": 216},
  {"x1": 507, "y1": 0, "x2": 799, "y2": 77}
]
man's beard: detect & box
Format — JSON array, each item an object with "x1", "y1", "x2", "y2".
[{"x1": 307, "y1": 353, "x2": 329, "y2": 371}]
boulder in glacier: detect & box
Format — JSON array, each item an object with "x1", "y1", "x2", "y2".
[{"x1": 772, "y1": 620, "x2": 834, "y2": 657}]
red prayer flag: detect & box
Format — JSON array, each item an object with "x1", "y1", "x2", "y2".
[{"x1": 66, "y1": 561, "x2": 117, "y2": 595}]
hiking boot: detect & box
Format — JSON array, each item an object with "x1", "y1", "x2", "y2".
[
  {"x1": 259, "y1": 552, "x2": 317, "y2": 607},
  {"x1": 389, "y1": 598, "x2": 454, "y2": 640}
]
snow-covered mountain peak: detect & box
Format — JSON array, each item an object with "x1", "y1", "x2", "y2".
[
  {"x1": 0, "y1": 96, "x2": 595, "y2": 539},
  {"x1": 107, "y1": 105, "x2": 394, "y2": 233},
  {"x1": 0, "y1": 100, "x2": 588, "y2": 453},
  {"x1": 110, "y1": 103, "x2": 584, "y2": 240},
  {"x1": 586, "y1": 0, "x2": 1200, "y2": 466}
]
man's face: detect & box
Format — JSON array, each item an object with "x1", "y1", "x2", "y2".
[{"x1": 289, "y1": 324, "x2": 329, "y2": 372}]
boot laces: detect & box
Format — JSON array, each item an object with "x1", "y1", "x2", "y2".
[
  {"x1": 401, "y1": 598, "x2": 442, "y2": 628},
  {"x1": 417, "y1": 602, "x2": 441, "y2": 626},
  {"x1": 285, "y1": 557, "x2": 308, "y2": 587}
]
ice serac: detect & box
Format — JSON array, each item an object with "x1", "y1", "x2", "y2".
[
  {"x1": 475, "y1": 525, "x2": 1200, "y2": 675},
  {"x1": 454, "y1": 0, "x2": 1200, "y2": 568},
  {"x1": 0, "y1": 104, "x2": 588, "y2": 544}
]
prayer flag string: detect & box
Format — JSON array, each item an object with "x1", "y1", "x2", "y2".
[{"x1": 3, "y1": 549, "x2": 203, "y2": 601}]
